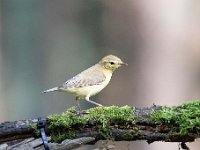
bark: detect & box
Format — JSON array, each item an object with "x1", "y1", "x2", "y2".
[{"x1": 0, "y1": 105, "x2": 199, "y2": 149}]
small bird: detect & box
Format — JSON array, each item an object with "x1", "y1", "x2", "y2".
[{"x1": 43, "y1": 55, "x2": 127, "y2": 110}]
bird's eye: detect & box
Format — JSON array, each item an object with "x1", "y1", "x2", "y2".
[{"x1": 110, "y1": 62, "x2": 115, "y2": 65}]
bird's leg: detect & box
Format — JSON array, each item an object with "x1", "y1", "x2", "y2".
[
  {"x1": 76, "y1": 100, "x2": 81, "y2": 111},
  {"x1": 75, "y1": 97, "x2": 82, "y2": 116},
  {"x1": 85, "y1": 97, "x2": 103, "y2": 106},
  {"x1": 75, "y1": 97, "x2": 89, "y2": 116}
]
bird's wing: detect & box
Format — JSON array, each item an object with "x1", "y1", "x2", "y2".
[{"x1": 58, "y1": 71, "x2": 106, "y2": 89}]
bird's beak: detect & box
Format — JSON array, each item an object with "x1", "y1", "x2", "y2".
[{"x1": 120, "y1": 62, "x2": 128, "y2": 66}]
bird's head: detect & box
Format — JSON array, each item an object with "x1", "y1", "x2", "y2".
[{"x1": 99, "y1": 55, "x2": 128, "y2": 72}]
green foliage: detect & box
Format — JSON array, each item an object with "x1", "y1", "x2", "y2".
[
  {"x1": 151, "y1": 100, "x2": 200, "y2": 136},
  {"x1": 47, "y1": 106, "x2": 136, "y2": 142}
]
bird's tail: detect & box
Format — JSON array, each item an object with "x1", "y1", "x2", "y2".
[{"x1": 42, "y1": 87, "x2": 58, "y2": 93}]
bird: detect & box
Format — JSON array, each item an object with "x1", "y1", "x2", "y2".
[{"x1": 43, "y1": 55, "x2": 127, "y2": 110}]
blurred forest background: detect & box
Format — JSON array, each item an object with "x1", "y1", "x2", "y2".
[{"x1": 0, "y1": 0, "x2": 200, "y2": 150}]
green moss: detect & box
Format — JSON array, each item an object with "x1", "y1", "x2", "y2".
[
  {"x1": 47, "y1": 105, "x2": 136, "y2": 142},
  {"x1": 151, "y1": 100, "x2": 200, "y2": 136},
  {"x1": 51, "y1": 130, "x2": 79, "y2": 143},
  {"x1": 84, "y1": 105, "x2": 136, "y2": 129},
  {"x1": 48, "y1": 107, "x2": 85, "y2": 129},
  {"x1": 30, "y1": 124, "x2": 40, "y2": 136}
]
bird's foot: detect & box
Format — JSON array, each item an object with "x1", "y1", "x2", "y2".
[
  {"x1": 75, "y1": 110, "x2": 89, "y2": 116},
  {"x1": 74, "y1": 106, "x2": 89, "y2": 116}
]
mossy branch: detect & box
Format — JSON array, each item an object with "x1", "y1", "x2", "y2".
[{"x1": 0, "y1": 100, "x2": 199, "y2": 148}]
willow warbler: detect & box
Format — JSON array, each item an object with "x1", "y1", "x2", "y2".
[{"x1": 43, "y1": 55, "x2": 127, "y2": 109}]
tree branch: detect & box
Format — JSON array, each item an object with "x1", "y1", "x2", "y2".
[{"x1": 0, "y1": 100, "x2": 199, "y2": 149}]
